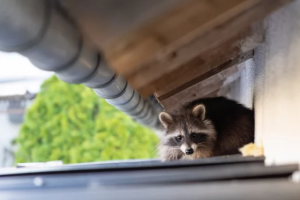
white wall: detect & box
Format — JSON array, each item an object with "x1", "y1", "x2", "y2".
[
  {"x1": 254, "y1": 0, "x2": 300, "y2": 165},
  {"x1": 218, "y1": 1, "x2": 300, "y2": 166},
  {"x1": 218, "y1": 59, "x2": 255, "y2": 110}
]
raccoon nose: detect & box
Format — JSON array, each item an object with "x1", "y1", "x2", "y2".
[{"x1": 185, "y1": 148, "x2": 194, "y2": 155}]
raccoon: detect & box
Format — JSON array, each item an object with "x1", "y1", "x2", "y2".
[{"x1": 158, "y1": 97, "x2": 254, "y2": 161}]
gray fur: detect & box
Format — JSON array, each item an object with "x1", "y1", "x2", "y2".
[{"x1": 158, "y1": 97, "x2": 254, "y2": 161}]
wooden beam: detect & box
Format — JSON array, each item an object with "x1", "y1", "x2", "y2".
[
  {"x1": 148, "y1": 24, "x2": 262, "y2": 100},
  {"x1": 103, "y1": 0, "x2": 292, "y2": 95},
  {"x1": 60, "y1": 0, "x2": 182, "y2": 49},
  {"x1": 202, "y1": 90, "x2": 220, "y2": 98},
  {"x1": 159, "y1": 51, "x2": 253, "y2": 112}
]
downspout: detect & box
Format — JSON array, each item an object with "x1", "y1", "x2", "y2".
[{"x1": 0, "y1": 0, "x2": 161, "y2": 129}]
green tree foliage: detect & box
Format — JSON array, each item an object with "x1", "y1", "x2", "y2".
[{"x1": 14, "y1": 76, "x2": 158, "y2": 164}]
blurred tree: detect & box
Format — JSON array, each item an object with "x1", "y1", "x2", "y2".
[{"x1": 14, "y1": 76, "x2": 158, "y2": 164}]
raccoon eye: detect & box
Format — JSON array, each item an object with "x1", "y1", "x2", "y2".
[
  {"x1": 191, "y1": 133, "x2": 196, "y2": 138},
  {"x1": 175, "y1": 135, "x2": 183, "y2": 142}
]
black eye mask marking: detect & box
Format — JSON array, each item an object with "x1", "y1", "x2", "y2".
[{"x1": 190, "y1": 133, "x2": 208, "y2": 143}]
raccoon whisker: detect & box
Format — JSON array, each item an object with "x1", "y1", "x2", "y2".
[
  {"x1": 157, "y1": 97, "x2": 254, "y2": 161},
  {"x1": 196, "y1": 142, "x2": 213, "y2": 146},
  {"x1": 197, "y1": 145, "x2": 208, "y2": 148},
  {"x1": 170, "y1": 147, "x2": 180, "y2": 150}
]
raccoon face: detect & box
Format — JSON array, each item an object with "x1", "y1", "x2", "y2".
[{"x1": 158, "y1": 104, "x2": 216, "y2": 159}]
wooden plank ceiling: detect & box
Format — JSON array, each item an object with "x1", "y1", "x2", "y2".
[{"x1": 61, "y1": 0, "x2": 293, "y2": 110}]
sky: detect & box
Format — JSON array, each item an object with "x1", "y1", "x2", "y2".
[{"x1": 0, "y1": 52, "x2": 53, "y2": 96}]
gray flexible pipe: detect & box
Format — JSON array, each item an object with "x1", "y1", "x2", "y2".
[{"x1": 0, "y1": 0, "x2": 160, "y2": 129}]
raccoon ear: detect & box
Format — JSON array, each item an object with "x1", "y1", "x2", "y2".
[
  {"x1": 192, "y1": 104, "x2": 206, "y2": 120},
  {"x1": 159, "y1": 112, "x2": 174, "y2": 128}
]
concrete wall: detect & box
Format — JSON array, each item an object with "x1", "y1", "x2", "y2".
[
  {"x1": 219, "y1": 1, "x2": 300, "y2": 165},
  {"x1": 218, "y1": 59, "x2": 255, "y2": 110},
  {"x1": 253, "y1": 0, "x2": 300, "y2": 165}
]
